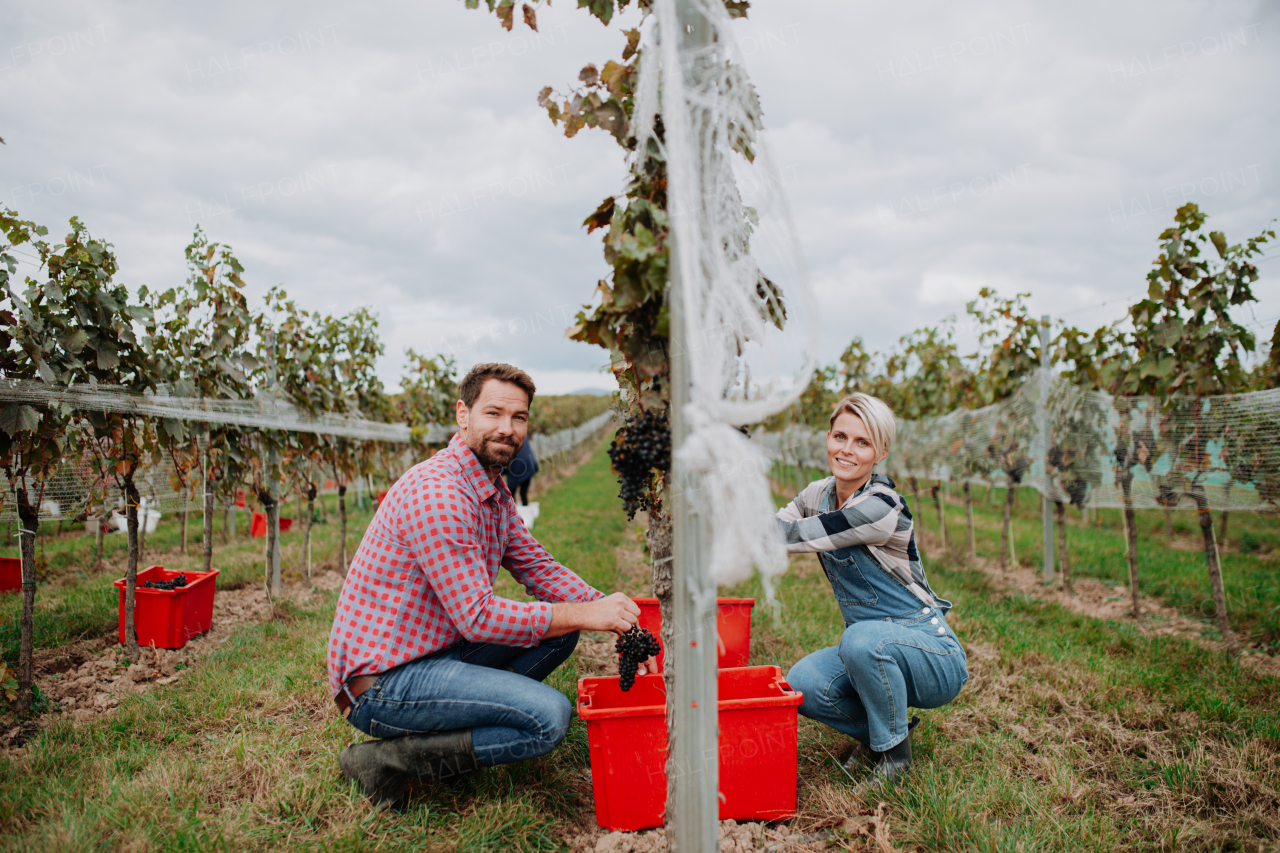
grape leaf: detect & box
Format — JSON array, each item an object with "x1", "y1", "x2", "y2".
[{"x1": 0, "y1": 403, "x2": 40, "y2": 437}]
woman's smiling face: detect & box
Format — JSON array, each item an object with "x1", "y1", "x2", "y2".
[{"x1": 827, "y1": 412, "x2": 881, "y2": 497}]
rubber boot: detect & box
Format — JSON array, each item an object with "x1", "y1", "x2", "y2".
[
  {"x1": 843, "y1": 715, "x2": 918, "y2": 774},
  {"x1": 339, "y1": 729, "x2": 482, "y2": 809},
  {"x1": 850, "y1": 716, "x2": 918, "y2": 794}
]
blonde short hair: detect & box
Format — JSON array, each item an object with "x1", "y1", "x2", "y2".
[{"x1": 829, "y1": 393, "x2": 896, "y2": 459}]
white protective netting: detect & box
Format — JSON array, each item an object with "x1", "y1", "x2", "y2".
[
  {"x1": 633, "y1": 0, "x2": 819, "y2": 587},
  {"x1": 753, "y1": 369, "x2": 1280, "y2": 512},
  {"x1": 0, "y1": 379, "x2": 416, "y2": 442},
  {"x1": 0, "y1": 379, "x2": 612, "y2": 527}
]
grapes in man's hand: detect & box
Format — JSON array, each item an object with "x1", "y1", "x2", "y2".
[{"x1": 615, "y1": 625, "x2": 661, "y2": 691}]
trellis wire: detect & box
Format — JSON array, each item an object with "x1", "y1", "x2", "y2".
[
  {"x1": 0, "y1": 378, "x2": 417, "y2": 442},
  {"x1": 1, "y1": 405, "x2": 616, "y2": 528}
]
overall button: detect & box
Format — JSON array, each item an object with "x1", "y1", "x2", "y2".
[
  {"x1": 935, "y1": 627, "x2": 946, "y2": 635},
  {"x1": 930, "y1": 618, "x2": 939, "y2": 625},
  {"x1": 921, "y1": 607, "x2": 931, "y2": 615}
]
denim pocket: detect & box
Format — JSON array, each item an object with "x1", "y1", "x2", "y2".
[{"x1": 819, "y1": 549, "x2": 878, "y2": 607}]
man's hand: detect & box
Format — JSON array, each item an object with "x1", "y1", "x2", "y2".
[
  {"x1": 546, "y1": 592, "x2": 640, "y2": 638},
  {"x1": 636, "y1": 655, "x2": 660, "y2": 676}
]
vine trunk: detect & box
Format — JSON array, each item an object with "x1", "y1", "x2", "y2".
[
  {"x1": 338, "y1": 485, "x2": 348, "y2": 570},
  {"x1": 15, "y1": 484, "x2": 39, "y2": 714},
  {"x1": 999, "y1": 479, "x2": 1016, "y2": 570},
  {"x1": 1191, "y1": 487, "x2": 1239, "y2": 655},
  {"x1": 963, "y1": 482, "x2": 976, "y2": 560},
  {"x1": 646, "y1": 507, "x2": 675, "y2": 831},
  {"x1": 1119, "y1": 473, "x2": 1141, "y2": 621},
  {"x1": 203, "y1": 448, "x2": 215, "y2": 573},
  {"x1": 124, "y1": 478, "x2": 141, "y2": 663},
  {"x1": 1055, "y1": 500, "x2": 1072, "y2": 592},
  {"x1": 931, "y1": 481, "x2": 948, "y2": 551}
]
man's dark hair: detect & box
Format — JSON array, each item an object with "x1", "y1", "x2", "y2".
[{"x1": 458, "y1": 363, "x2": 537, "y2": 408}]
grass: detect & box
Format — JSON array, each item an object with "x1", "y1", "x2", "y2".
[
  {"x1": 923, "y1": 482, "x2": 1280, "y2": 647},
  {"x1": 0, "y1": 443, "x2": 1277, "y2": 851}
]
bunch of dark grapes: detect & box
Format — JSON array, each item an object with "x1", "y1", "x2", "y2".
[
  {"x1": 143, "y1": 573, "x2": 189, "y2": 591},
  {"x1": 607, "y1": 410, "x2": 671, "y2": 520},
  {"x1": 616, "y1": 626, "x2": 662, "y2": 691}
]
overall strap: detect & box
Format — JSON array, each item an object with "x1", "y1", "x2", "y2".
[{"x1": 864, "y1": 544, "x2": 937, "y2": 608}]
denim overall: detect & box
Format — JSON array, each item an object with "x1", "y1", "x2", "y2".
[{"x1": 786, "y1": 481, "x2": 969, "y2": 751}]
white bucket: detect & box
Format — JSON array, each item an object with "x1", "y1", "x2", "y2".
[
  {"x1": 107, "y1": 508, "x2": 161, "y2": 534},
  {"x1": 517, "y1": 502, "x2": 541, "y2": 529}
]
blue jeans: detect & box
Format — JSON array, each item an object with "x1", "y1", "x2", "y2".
[
  {"x1": 786, "y1": 608, "x2": 967, "y2": 752},
  {"x1": 346, "y1": 632, "x2": 580, "y2": 767}
]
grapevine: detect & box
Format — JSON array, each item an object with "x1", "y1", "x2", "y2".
[
  {"x1": 607, "y1": 410, "x2": 671, "y2": 520},
  {"x1": 615, "y1": 625, "x2": 661, "y2": 692}
]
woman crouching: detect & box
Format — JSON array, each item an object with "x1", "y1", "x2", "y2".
[{"x1": 776, "y1": 393, "x2": 968, "y2": 792}]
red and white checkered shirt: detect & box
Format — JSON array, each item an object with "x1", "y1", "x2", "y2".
[{"x1": 327, "y1": 432, "x2": 603, "y2": 695}]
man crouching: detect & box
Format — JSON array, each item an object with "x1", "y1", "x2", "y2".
[{"x1": 328, "y1": 362, "x2": 648, "y2": 808}]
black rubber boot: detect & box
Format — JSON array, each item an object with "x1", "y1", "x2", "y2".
[
  {"x1": 339, "y1": 729, "x2": 482, "y2": 809},
  {"x1": 843, "y1": 715, "x2": 918, "y2": 774},
  {"x1": 850, "y1": 716, "x2": 918, "y2": 794}
]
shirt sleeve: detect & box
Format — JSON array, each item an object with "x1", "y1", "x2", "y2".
[
  {"x1": 774, "y1": 487, "x2": 903, "y2": 554},
  {"x1": 502, "y1": 504, "x2": 604, "y2": 604},
  {"x1": 775, "y1": 497, "x2": 804, "y2": 523},
  {"x1": 403, "y1": 479, "x2": 554, "y2": 646},
  {"x1": 774, "y1": 477, "x2": 826, "y2": 523}
]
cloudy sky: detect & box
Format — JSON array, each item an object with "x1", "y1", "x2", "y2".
[{"x1": 2, "y1": 0, "x2": 1277, "y2": 395}]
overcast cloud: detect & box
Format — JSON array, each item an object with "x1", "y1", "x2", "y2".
[{"x1": 2, "y1": 0, "x2": 1277, "y2": 395}]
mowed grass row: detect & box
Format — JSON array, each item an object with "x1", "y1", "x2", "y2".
[
  {"x1": 3, "y1": 442, "x2": 1277, "y2": 851},
  {"x1": 0, "y1": 437, "x2": 629, "y2": 852},
  {"x1": 0, "y1": 493, "x2": 379, "y2": 663}
]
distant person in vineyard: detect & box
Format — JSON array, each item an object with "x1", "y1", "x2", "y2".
[
  {"x1": 504, "y1": 439, "x2": 539, "y2": 506},
  {"x1": 774, "y1": 393, "x2": 968, "y2": 793},
  {"x1": 327, "y1": 362, "x2": 654, "y2": 809}
]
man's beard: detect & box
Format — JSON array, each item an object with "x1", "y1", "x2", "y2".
[{"x1": 472, "y1": 435, "x2": 518, "y2": 469}]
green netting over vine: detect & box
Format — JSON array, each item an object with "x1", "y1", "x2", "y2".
[{"x1": 754, "y1": 369, "x2": 1280, "y2": 512}]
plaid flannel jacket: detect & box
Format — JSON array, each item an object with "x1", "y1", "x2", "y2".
[
  {"x1": 774, "y1": 473, "x2": 939, "y2": 604},
  {"x1": 326, "y1": 432, "x2": 602, "y2": 695}
]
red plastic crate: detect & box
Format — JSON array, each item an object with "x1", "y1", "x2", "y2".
[
  {"x1": 249, "y1": 512, "x2": 293, "y2": 538},
  {"x1": 0, "y1": 557, "x2": 21, "y2": 593},
  {"x1": 577, "y1": 665, "x2": 802, "y2": 831},
  {"x1": 115, "y1": 565, "x2": 219, "y2": 650},
  {"x1": 632, "y1": 597, "x2": 754, "y2": 670}
]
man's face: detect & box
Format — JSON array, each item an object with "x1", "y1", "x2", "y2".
[{"x1": 456, "y1": 379, "x2": 530, "y2": 472}]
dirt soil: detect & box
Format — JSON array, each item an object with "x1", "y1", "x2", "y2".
[
  {"x1": 576, "y1": 631, "x2": 621, "y2": 679},
  {"x1": 566, "y1": 818, "x2": 838, "y2": 853},
  {"x1": 2, "y1": 569, "x2": 346, "y2": 754}
]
